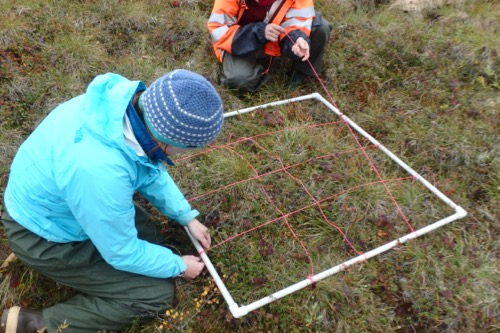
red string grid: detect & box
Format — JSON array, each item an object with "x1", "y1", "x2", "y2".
[
  {"x1": 166, "y1": 34, "x2": 464, "y2": 312},
  {"x1": 170, "y1": 99, "x2": 455, "y2": 305}
]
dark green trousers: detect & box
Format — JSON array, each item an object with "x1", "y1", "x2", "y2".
[{"x1": 1, "y1": 204, "x2": 174, "y2": 333}]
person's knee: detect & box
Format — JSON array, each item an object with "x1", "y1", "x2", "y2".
[
  {"x1": 223, "y1": 69, "x2": 260, "y2": 91},
  {"x1": 140, "y1": 281, "x2": 175, "y2": 310},
  {"x1": 312, "y1": 19, "x2": 332, "y2": 44}
]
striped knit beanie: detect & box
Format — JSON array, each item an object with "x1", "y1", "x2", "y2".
[{"x1": 140, "y1": 69, "x2": 224, "y2": 148}]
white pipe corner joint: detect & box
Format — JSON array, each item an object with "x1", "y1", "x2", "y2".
[
  {"x1": 455, "y1": 206, "x2": 467, "y2": 219},
  {"x1": 229, "y1": 304, "x2": 248, "y2": 318}
]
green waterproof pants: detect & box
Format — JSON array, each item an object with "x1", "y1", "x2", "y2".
[{"x1": 1, "y1": 204, "x2": 175, "y2": 333}]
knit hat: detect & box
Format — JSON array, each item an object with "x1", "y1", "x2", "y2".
[{"x1": 140, "y1": 69, "x2": 224, "y2": 148}]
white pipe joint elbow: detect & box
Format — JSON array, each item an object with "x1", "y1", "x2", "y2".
[{"x1": 229, "y1": 304, "x2": 248, "y2": 318}]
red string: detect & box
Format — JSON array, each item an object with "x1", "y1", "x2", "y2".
[
  {"x1": 261, "y1": 56, "x2": 274, "y2": 76},
  {"x1": 285, "y1": 33, "x2": 414, "y2": 232},
  {"x1": 173, "y1": 33, "x2": 419, "y2": 282}
]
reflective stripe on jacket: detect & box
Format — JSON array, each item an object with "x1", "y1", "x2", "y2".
[
  {"x1": 208, "y1": 0, "x2": 315, "y2": 61},
  {"x1": 4, "y1": 73, "x2": 196, "y2": 278}
]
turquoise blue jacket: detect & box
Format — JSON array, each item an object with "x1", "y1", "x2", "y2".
[{"x1": 4, "y1": 73, "x2": 198, "y2": 278}]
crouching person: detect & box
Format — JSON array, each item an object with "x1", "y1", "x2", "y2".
[
  {"x1": 207, "y1": 0, "x2": 333, "y2": 92},
  {"x1": 1, "y1": 69, "x2": 224, "y2": 332}
]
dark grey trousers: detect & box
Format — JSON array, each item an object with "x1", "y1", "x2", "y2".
[
  {"x1": 221, "y1": 15, "x2": 333, "y2": 92},
  {"x1": 1, "y1": 204, "x2": 174, "y2": 333}
]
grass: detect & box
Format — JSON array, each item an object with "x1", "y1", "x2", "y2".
[{"x1": 0, "y1": 0, "x2": 498, "y2": 332}]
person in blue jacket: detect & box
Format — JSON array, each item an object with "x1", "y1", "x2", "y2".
[{"x1": 0, "y1": 69, "x2": 224, "y2": 332}]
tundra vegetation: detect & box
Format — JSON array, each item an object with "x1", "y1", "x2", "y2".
[{"x1": 0, "y1": 0, "x2": 497, "y2": 332}]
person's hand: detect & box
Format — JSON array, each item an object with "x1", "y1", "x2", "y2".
[
  {"x1": 187, "y1": 219, "x2": 211, "y2": 249},
  {"x1": 181, "y1": 255, "x2": 205, "y2": 279},
  {"x1": 292, "y1": 37, "x2": 310, "y2": 61},
  {"x1": 265, "y1": 23, "x2": 285, "y2": 42}
]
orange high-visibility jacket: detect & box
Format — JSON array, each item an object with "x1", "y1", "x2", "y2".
[{"x1": 208, "y1": 0, "x2": 315, "y2": 62}]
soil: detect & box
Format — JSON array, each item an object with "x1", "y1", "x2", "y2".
[{"x1": 0, "y1": 228, "x2": 11, "y2": 263}]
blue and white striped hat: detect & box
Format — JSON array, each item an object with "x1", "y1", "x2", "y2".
[{"x1": 141, "y1": 69, "x2": 224, "y2": 148}]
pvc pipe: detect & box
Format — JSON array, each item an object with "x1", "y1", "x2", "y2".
[
  {"x1": 312, "y1": 94, "x2": 466, "y2": 213},
  {"x1": 235, "y1": 210, "x2": 466, "y2": 317},
  {"x1": 184, "y1": 227, "x2": 247, "y2": 318},
  {"x1": 189, "y1": 93, "x2": 468, "y2": 318},
  {"x1": 223, "y1": 93, "x2": 319, "y2": 118}
]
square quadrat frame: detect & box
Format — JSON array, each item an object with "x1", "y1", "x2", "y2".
[{"x1": 184, "y1": 93, "x2": 467, "y2": 318}]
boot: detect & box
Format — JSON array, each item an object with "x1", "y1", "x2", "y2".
[
  {"x1": 0, "y1": 306, "x2": 46, "y2": 333},
  {"x1": 288, "y1": 70, "x2": 307, "y2": 91}
]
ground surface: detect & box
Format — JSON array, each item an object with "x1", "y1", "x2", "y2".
[{"x1": 0, "y1": 0, "x2": 498, "y2": 332}]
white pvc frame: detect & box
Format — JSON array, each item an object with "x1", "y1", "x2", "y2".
[{"x1": 185, "y1": 93, "x2": 467, "y2": 318}]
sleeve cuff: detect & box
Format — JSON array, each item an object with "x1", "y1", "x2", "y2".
[
  {"x1": 176, "y1": 209, "x2": 200, "y2": 226},
  {"x1": 176, "y1": 255, "x2": 187, "y2": 276},
  {"x1": 255, "y1": 22, "x2": 268, "y2": 44}
]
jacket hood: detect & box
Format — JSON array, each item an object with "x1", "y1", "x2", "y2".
[{"x1": 82, "y1": 73, "x2": 146, "y2": 146}]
